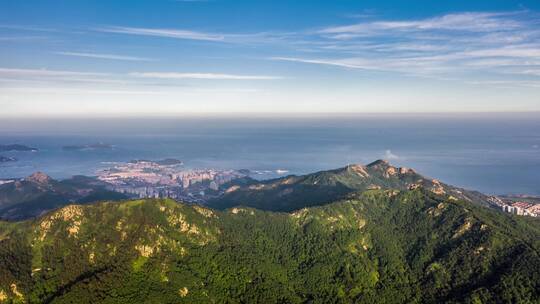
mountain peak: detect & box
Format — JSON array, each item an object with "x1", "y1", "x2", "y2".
[
  {"x1": 366, "y1": 159, "x2": 397, "y2": 171},
  {"x1": 25, "y1": 172, "x2": 53, "y2": 185},
  {"x1": 367, "y1": 159, "x2": 392, "y2": 168}
]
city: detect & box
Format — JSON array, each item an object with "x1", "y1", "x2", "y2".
[{"x1": 96, "y1": 159, "x2": 249, "y2": 203}]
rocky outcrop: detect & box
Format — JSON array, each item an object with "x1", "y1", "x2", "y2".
[{"x1": 25, "y1": 172, "x2": 53, "y2": 186}]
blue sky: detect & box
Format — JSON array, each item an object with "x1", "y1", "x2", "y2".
[{"x1": 1, "y1": 0, "x2": 540, "y2": 116}]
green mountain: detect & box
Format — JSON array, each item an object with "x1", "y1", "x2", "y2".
[
  {"x1": 209, "y1": 160, "x2": 491, "y2": 212},
  {"x1": 0, "y1": 173, "x2": 128, "y2": 221},
  {"x1": 0, "y1": 160, "x2": 491, "y2": 220},
  {"x1": 0, "y1": 188, "x2": 538, "y2": 303}
]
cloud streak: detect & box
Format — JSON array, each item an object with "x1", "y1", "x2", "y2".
[
  {"x1": 0, "y1": 67, "x2": 107, "y2": 78},
  {"x1": 130, "y1": 72, "x2": 282, "y2": 80},
  {"x1": 0, "y1": 68, "x2": 282, "y2": 92},
  {"x1": 267, "y1": 11, "x2": 540, "y2": 85},
  {"x1": 56, "y1": 51, "x2": 155, "y2": 61},
  {"x1": 320, "y1": 12, "x2": 522, "y2": 36},
  {"x1": 97, "y1": 26, "x2": 225, "y2": 41}
]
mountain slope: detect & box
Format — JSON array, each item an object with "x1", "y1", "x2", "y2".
[
  {"x1": 0, "y1": 173, "x2": 128, "y2": 220},
  {"x1": 209, "y1": 160, "x2": 491, "y2": 212},
  {"x1": 0, "y1": 189, "x2": 538, "y2": 303}
]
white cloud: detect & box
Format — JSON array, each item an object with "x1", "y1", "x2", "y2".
[
  {"x1": 56, "y1": 51, "x2": 154, "y2": 61},
  {"x1": 270, "y1": 57, "x2": 372, "y2": 69},
  {"x1": 384, "y1": 150, "x2": 400, "y2": 160},
  {"x1": 269, "y1": 11, "x2": 540, "y2": 85},
  {"x1": 130, "y1": 72, "x2": 282, "y2": 80},
  {"x1": 320, "y1": 12, "x2": 522, "y2": 36},
  {"x1": 97, "y1": 26, "x2": 225, "y2": 41}
]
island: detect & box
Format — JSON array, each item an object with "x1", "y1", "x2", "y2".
[
  {"x1": 0, "y1": 144, "x2": 38, "y2": 152},
  {"x1": 62, "y1": 142, "x2": 114, "y2": 151},
  {"x1": 0, "y1": 156, "x2": 17, "y2": 163}
]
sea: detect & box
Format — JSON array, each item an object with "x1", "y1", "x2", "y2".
[{"x1": 0, "y1": 113, "x2": 539, "y2": 196}]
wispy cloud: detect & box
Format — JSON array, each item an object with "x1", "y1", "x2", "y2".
[
  {"x1": 0, "y1": 67, "x2": 281, "y2": 92},
  {"x1": 0, "y1": 67, "x2": 107, "y2": 78},
  {"x1": 0, "y1": 68, "x2": 130, "y2": 86},
  {"x1": 56, "y1": 51, "x2": 155, "y2": 61},
  {"x1": 383, "y1": 150, "x2": 400, "y2": 160},
  {"x1": 268, "y1": 11, "x2": 540, "y2": 85},
  {"x1": 130, "y1": 72, "x2": 282, "y2": 80},
  {"x1": 270, "y1": 57, "x2": 371, "y2": 70},
  {"x1": 320, "y1": 12, "x2": 522, "y2": 36},
  {"x1": 97, "y1": 26, "x2": 225, "y2": 41}
]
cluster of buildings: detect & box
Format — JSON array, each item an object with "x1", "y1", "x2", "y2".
[
  {"x1": 487, "y1": 196, "x2": 540, "y2": 217},
  {"x1": 502, "y1": 202, "x2": 540, "y2": 217},
  {"x1": 97, "y1": 159, "x2": 247, "y2": 203}
]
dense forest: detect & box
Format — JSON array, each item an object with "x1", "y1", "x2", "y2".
[{"x1": 0, "y1": 188, "x2": 539, "y2": 303}]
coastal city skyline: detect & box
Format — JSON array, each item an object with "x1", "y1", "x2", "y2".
[{"x1": 2, "y1": 0, "x2": 540, "y2": 116}]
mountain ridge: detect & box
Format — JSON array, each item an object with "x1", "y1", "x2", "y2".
[
  {"x1": 0, "y1": 187, "x2": 538, "y2": 303},
  {"x1": 0, "y1": 173, "x2": 128, "y2": 221},
  {"x1": 209, "y1": 159, "x2": 492, "y2": 212}
]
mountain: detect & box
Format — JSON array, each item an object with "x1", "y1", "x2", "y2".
[
  {"x1": 209, "y1": 160, "x2": 492, "y2": 212},
  {"x1": 0, "y1": 173, "x2": 128, "y2": 221},
  {"x1": 0, "y1": 187, "x2": 538, "y2": 303},
  {"x1": 0, "y1": 161, "x2": 493, "y2": 221}
]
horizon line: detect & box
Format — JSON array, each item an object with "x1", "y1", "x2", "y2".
[{"x1": 1, "y1": 111, "x2": 540, "y2": 120}]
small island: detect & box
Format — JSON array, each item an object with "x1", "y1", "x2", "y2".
[
  {"x1": 0, "y1": 156, "x2": 17, "y2": 163},
  {"x1": 0, "y1": 144, "x2": 38, "y2": 152},
  {"x1": 62, "y1": 143, "x2": 114, "y2": 151}
]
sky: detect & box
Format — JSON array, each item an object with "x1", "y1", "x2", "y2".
[{"x1": 1, "y1": 0, "x2": 540, "y2": 116}]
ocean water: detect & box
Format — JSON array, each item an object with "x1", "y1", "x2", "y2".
[{"x1": 0, "y1": 114, "x2": 539, "y2": 195}]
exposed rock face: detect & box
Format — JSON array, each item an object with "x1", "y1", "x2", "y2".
[
  {"x1": 430, "y1": 179, "x2": 446, "y2": 195},
  {"x1": 225, "y1": 185, "x2": 240, "y2": 193},
  {"x1": 385, "y1": 167, "x2": 398, "y2": 177},
  {"x1": 37, "y1": 205, "x2": 84, "y2": 240},
  {"x1": 408, "y1": 183, "x2": 421, "y2": 190},
  {"x1": 349, "y1": 164, "x2": 370, "y2": 177},
  {"x1": 25, "y1": 172, "x2": 53, "y2": 185},
  {"x1": 367, "y1": 159, "x2": 403, "y2": 178},
  {"x1": 178, "y1": 287, "x2": 189, "y2": 297},
  {"x1": 453, "y1": 219, "x2": 473, "y2": 239},
  {"x1": 399, "y1": 167, "x2": 414, "y2": 175},
  {"x1": 368, "y1": 184, "x2": 382, "y2": 190}
]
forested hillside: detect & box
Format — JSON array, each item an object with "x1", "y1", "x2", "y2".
[
  {"x1": 0, "y1": 188, "x2": 538, "y2": 303},
  {"x1": 210, "y1": 160, "x2": 492, "y2": 211}
]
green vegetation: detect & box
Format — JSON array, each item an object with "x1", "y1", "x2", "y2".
[
  {"x1": 0, "y1": 188, "x2": 538, "y2": 303},
  {"x1": 0, "y1": 174, "x2": 128, "y2": 221},
  {"x1": 210, "y1": 160, "x2": 492, "y2": 211}
]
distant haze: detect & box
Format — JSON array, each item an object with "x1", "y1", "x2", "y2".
[{"x1": 1, "y1": 114, "x2": 539, "y2": 195}]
